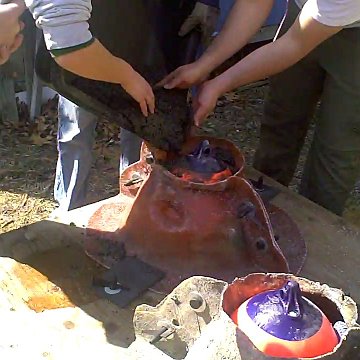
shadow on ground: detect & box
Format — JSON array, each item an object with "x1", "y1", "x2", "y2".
[{"x1": 0, "y1": 220, "x2": 164, "y2": 350}]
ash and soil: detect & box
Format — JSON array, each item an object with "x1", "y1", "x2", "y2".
[
  {"x1": 73, "y1": 78, "x2": 190, "y2": 152},
  {"x1": 0, "y1": 85, "x2": 359, "y2": 234}
]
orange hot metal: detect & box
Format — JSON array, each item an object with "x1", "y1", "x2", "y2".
[
  {"x1": 173, "y1": 168, "x2": 233, "y2": 184},
  {"x1": 86, "y1": 136, "x2": 306, "y2": 292}
]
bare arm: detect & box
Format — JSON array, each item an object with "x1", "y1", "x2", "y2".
[
  {"x1": 25, "y1": 0, "x2": 154, "y2": 116},
  {"x1": 197, "y1": 0, "x2": 274, "y2": 74},
  {"x1": 0, "y1": 0, "x2": 25, "y2": 65},
  {"x1": 194, "y1": 14, "x2": 343, "y2": 124},
  {"x1": 160, "y1": 0, "x2": 274, "y2": 89},
  {"x1": 55, "y1": 39, "x2": 155, "y2": 117},
  {"x1": 56, "y1": 39, "x2": 135, "y2": 85},
  {"x1": 213, "y1": 13, "x2": 342, "y2": 94}
]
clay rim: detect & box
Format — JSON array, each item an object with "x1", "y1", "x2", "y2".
[
  {"x1": 155, "y1": 135, "x2": 246, "y2": 191},
  {"x1": 221, "y1": 273, "x2": 359, "y2": 357}
]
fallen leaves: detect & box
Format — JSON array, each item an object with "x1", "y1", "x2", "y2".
[
  {"x1": 0, "y1": 191, "x2": 55, "y2": 232},
  {"x1": 0, "y1": 96, "x2": 59, "y2": 234},
  {"x1": 30, "y1": 133, "x2": 53, "y2": 146},
  {"x1": 1, "y1": 93, "x2": 121, "y2": 148},
  {"x1": 0, "y1": 94, "x2": 122, "y2": 234},
  {"x1": 0, "y1": 95, "x2": 58, "y2": 146}
]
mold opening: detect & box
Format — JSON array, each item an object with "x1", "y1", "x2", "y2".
[
  {"x1": 223, "y1": 289, "x2": 344, "y2": 326},
  {"x1": 302, "y1": 292, "x2": 344, "y2": 325},
  {"x1": 223, "y1": 283, "x2": 345, "y2": 359},
  {"x1": 163, "y1": 139, "x2": 239, "y2": 184}
]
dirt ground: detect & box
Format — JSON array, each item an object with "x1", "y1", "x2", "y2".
[{"x1": 0, "y1": 86, "x2": 359, "y2": 234}]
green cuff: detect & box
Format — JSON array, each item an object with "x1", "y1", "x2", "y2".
[{"x1": 50, "y1": 37, "x2": 95, "y2": 57}]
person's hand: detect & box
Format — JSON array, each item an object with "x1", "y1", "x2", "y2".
[
  {"x1": 193, "y1": 80, "x2": 221, "y2": 126},
  {"x1": 179, "y1": 2, "x2": 219, "y2": 48},
  {"x1": 0, "y1": 0, "x2": 25, "y2": 65},
  {"x1": 54, "y1": 39, "x2": 155, "y2": 117},
  {"x1": 121, "y1": 70, "x2": 155, "y2": 117},
  {"x1": 158, "y1": 61, "x2": 210, "y2": 90}
]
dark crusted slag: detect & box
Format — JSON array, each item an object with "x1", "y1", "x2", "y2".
[{"x1": 72, "y1": 78, "x2": 191, "y2": 152}]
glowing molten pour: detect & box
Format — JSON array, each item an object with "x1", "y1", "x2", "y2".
[
  {"x1": 168, "y1": 139, "x2": 236, "y2": 184},
  {"x1": 173, "y1": 167, "x2": 233, "y2": 184}
]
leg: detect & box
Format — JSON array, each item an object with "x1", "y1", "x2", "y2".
[
  {"x1": 54, "y1": 96, "x2": 97, "y2": 211},
  {"x1": 253, "y1": 55, "x2": 325, "y2": 185},
  {"x1": 119, "y1": 129, "x2": 142, "y2": 174},
  {"x1": 253, "y1": 0, "x2": 325, "y2": 185},
  {"x1": 299, "y1": 29, "x2": 360, "y2": 215}
]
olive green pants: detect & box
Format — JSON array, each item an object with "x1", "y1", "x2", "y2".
[{"x1": 253, "y1": 1, "x2": 360, "y2": 215}]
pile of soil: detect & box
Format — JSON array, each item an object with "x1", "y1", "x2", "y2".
[{"x1": 72, "y1": 79, "x2": 191, "y2": 152}]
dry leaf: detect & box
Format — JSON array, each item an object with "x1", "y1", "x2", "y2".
[{"x1": 30, "y1": 134, "x2": 53, "y2": 146}]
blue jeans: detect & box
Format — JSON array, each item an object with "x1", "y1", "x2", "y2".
[
  {"x1": 191, "y1": 0, "x2": 234, "y2": 98},
  {"x1": 215, "y1": 0, "x2": 287, "y2": 34},
  {"x1": 54, "y1": 96, "x2": 142, "y2": 211},
  {"x1": 216, "y1": 0, "x2": 234, "y2": 33}
]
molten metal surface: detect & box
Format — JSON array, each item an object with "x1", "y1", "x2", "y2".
[
  {"x1": 172, "y1": 167, "x2": 233, "y2": 184},
  {"x1": 86, "y1": 137, "x2": 306, "y2": 292}
]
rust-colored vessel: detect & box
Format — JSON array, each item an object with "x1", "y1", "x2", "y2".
[{"x1": 86, "y1": 136, "x2": 306, "y2": 291}]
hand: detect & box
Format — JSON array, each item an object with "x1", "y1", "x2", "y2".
[
  {"x1": 158, "y1": 61, "x2": 209, "y2": 90},
  {"x1": 0, "y1": 0, "x2": 25, "y2": 65},
  {"x1": 179, "y1": 2, "x2": 219, "y2": 48},
  {"x1": 55, "y1": 39, "x2": 156, "y2": 116},
  {"x1": 121, "y1": 70, "x2": 155, "y2": 117},
  {"x1": 193, "y1": 80, "x2": 221, "y2": 126}
]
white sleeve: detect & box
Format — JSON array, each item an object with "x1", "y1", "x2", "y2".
[
  {"x1": 301, "y1": 0, "x2": 360, "y2": 27},
  {"x1": 25, "y1": 0, "x2": 93, "y2": 50}
]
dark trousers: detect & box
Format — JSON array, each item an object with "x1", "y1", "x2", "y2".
[{"x1": 253, "y1": 1, "x2": 360, "y2": 215}]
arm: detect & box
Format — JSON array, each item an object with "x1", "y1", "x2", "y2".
[
  {"x1": 55, "y1": 40, "x2": 155, "y2": 117},
  {"x1": 193, "y1": 14, "x2": 342, "y2": 124},
  {"x1": 212, "y1": 14, "x2": 342, "y2": 94},
  {"x1": 160, "y1": 0, "x2": 274, "y2": 89},
  {"x1": 25, "y1": 0, "x2": 154, "y2": 116},
  {"x1": 196, "y1": 0, "x2": 274, "y2": 75},
  {"x1": 0, "y1": 0, "x2": 25, "y2": 65}
]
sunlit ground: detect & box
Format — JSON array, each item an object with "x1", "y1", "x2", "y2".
[{"x1": 1, "y1": 88, "x2": 359, "y2": 235}]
